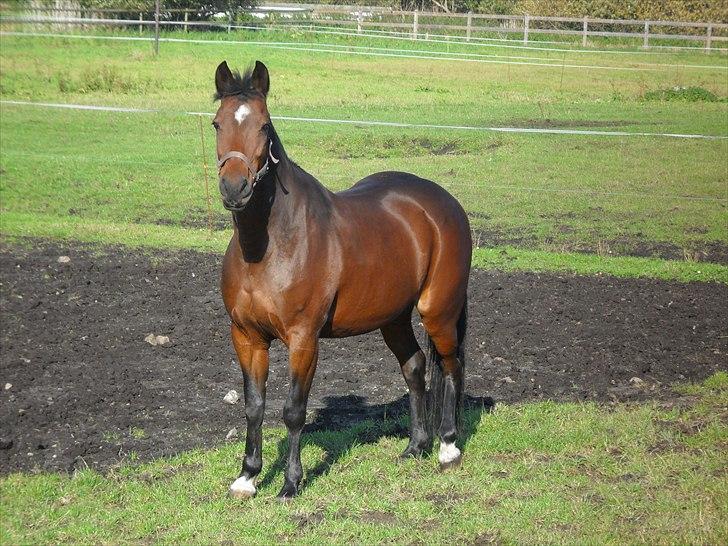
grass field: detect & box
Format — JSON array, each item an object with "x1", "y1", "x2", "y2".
[
  {"x1": 2, "y1": 373, "x2": 726, "y2": 544},
  {"x1": 1, "y1": 29, "x2": 727, "y2": 281},
  {"x1": 1, "y1": 28, "x2": 727, "y2": 544}
]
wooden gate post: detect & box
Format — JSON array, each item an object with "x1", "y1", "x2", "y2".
[
  {"x1": 582, "y1": 16, "x2": 588, "y2": 47},
  {"x1": 523, "y1": 14, "x2": 529, "y2": 45},
  {"x1": 706, "y1": 24, "x2": 713, "y2": 52},
  {"x1": 643, "y1": 21, "x2": 649, "y2": 49},
  {"x1": 154, "y1": 0, "x2": 160, "y2": 55},
  {"x1": 466, "y1": 12, "x2": 472, "y2": 42}
]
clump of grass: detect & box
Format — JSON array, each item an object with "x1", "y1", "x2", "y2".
[
  {"x1": 56, "y1": 66, "x2": 158, "y2": 94},
  {"x1": 129, "y1": 427, "x2": 147, "y2": 440},
  {"x1": 643, "y1": 86, "x2": 722, "y2": 102}
]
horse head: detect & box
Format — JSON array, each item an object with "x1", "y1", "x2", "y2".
[{"x1": 213, "y1": 60, "x2": 280, "y2": 211}]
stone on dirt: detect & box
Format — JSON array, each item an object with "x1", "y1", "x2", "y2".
[
  {"x1": 57, "y1": 256, "x2": 71, "y2": 263},
  {"x1": 225, "y1": 427, "x2": 238, "y2": 440},
  {"x1": 4, "y1": 383, "x2": 11, "y2": 390},
  {"x1": 630, "y1": 376, "x2": 645, "y2": 386},
  {"x1": 144, "y1": 334, "x2": 170, "y2": 346},
  {"x1": 223, "y1": 390, "x2": 239, "y2": 404}
]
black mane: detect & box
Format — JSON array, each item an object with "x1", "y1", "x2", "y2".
[{"x1": 214, "y1": 65, "x2": 261, "y2": 101}]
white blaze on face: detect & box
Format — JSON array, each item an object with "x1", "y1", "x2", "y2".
[
  {"x1": 234, "y1": 104, "x2": 251, "y2": 125},
  {"x1": 438, "y1": 442, "x2": 461, "y2": 465},
  {"x1": 229, "y1": 475, "x2": 257, "y2": 498}
]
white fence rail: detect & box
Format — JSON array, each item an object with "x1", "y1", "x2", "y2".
[{"x1": 2, "y1": 5, "x2": 727, "y2": 52}]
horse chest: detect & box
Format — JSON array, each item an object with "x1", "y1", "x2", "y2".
[{"x1": 227, "y1": 277, "x2": 319, "y2": 339}]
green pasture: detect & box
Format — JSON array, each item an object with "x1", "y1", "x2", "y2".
[
  {"x1": 1, "y1": 30, "x2": 727, "y2": 280},
  {"x1": 2, "y1": 373, "x2": 727, "y2": 544},
  {"x1": 1, "y1": 30, "x2": 728, "y2": 544}
]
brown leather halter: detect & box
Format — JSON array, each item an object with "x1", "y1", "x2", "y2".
[{"x1": 217, "y1": 140, "x2": 280, "y2": 189}]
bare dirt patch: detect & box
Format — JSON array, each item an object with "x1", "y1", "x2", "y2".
[
  {"x1": 0, "y1": 241, "x2": 726, "y2": 474},
  {"x1": 499, "y1": 119, "x2": 637, "y2": 129}
]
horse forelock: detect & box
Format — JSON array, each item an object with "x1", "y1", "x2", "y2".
[{"x1": 213, "y1": 65, "x2": 263, "y2": 102}]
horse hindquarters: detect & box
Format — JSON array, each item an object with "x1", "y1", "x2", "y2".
[{"x1": 414, "y1": 195, "x2": 471, "y2": 470}]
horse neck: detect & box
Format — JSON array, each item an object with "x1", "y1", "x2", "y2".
[{"x1": 232, "y1": 155, "x2": 333, "y2": 263}]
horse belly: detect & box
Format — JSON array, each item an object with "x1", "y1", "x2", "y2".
[
  {"x1": 325, "y1": 290, "x2": 413, "y2": 337},
  {"x1": 325, "y1": 251, "x2": 424, "y2": 338}
]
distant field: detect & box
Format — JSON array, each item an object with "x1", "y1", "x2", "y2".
[{"x1": 0, "y1": 30, "x2": 727, "y2": 281}]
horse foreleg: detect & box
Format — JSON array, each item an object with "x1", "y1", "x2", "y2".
[
  {"x1": 279, "y1": 336, "x2": 319, "y2": 499},
  {"x1": 229, "y1": 324, "x2": 270, "y2": 499}
]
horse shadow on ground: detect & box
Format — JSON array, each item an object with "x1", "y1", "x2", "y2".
[{"x1": 257, "y1": 393, "x2": 495, "y2": 493}]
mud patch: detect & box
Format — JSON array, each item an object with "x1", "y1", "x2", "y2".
[
  {"x1": 0, "y1": 241, "x2": 726, "y2": 474},
  {"x1": 501, "y1": 119, "x2": 636, "y2": 129},
  {"x1": 360, "y1": 510, "x2": 398, "y2": 525}
]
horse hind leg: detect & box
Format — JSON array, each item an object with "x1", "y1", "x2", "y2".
[
  {"x1": 418, "y1": 303, "x2": 467, "y2": 471},
  {"x1": 380, "y1": 310, "x2": 430, "y2": 458}
]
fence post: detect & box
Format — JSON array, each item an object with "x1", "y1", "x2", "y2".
[
  {"x1": 412, "y1": 9, "x2": 418, "y2": 40},
  {"x1": 154, "y1": 0, "x2": 160, "y2": 55},
  {"x1": 357, "y1": 12, "x2": 362, "y2": 34},
  {"x1": 706, "y1": 24, "x2": 713, "y2": 52},
  {"x1": 139, "y1": 12, "x2": 142, "y2": 35},
  {"x1": 523, "y1": 14, "x2": 529, "y2": 45},
  {"x1": 643, "y1": 21, "x2": 649, "y2": 49},
  {"x1": 184, "y1": 11, "x2": 188, "y2": 33},
  {"x1": 228, "y1": 14, "x2": 232, "y2": 33},
  {"x1": 582, "y1": 16, "x2": 588, "y2": 47},
  {"x1": 466, "y1": 11, "x2": 472, "y2": 42}
]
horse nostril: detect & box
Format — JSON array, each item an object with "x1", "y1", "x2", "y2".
[{"x1": 219, "y1": 176, "x2": 249, "y2": 200}]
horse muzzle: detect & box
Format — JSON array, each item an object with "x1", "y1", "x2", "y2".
[{"x1": 219, "y1": 175, "x2": 253, "y2": 211}]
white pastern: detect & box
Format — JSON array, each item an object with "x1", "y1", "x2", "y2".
[
  {"x1": 229, "y1": 475, "x2": 257, "y2": 498},
  {"x1": 438, "y1": 442, "x2": 461, "y2": 465},
  {"x1": 234, "y1": 104, "x2": 251, "y2": 125}
]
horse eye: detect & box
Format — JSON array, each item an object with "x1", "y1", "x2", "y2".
[
  {"x1": 212, "y1": 121, "x2": 220, "y2": 131},
  {"x1": 261, "y1": 123, "x2": 271, "y2": 134}
]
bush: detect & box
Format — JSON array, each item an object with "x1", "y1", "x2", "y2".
[{"x1": 643, "y1": 86, "x2": 722, "y2": 102}]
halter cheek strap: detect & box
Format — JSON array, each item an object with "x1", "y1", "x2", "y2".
[{"x1": 217, "y1": 141, "x2": 280, "y2": 188}]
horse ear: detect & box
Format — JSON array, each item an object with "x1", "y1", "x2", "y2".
[
  {"x1": 215, "y1": 61, "x2": 234, "y2": 97},
  {"x1": 251, "y1": 61, "x2": 270, "y2": 97}
]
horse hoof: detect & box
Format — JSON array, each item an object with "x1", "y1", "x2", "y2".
[
  {"x1": 438, "y1": 442, "x2": 462, "y2": 472},
  {"x1": 439, "y1": 453, "x2": 462, "y2": 472},
  {"x1": 276, "y1": 483, "x2": 299, "y2": 500},
  {"x1": 399, "y1": 447, "x2": 424, "y2": 460},
  {"x1": 229, "y1": 476, "x2": 257, "y2": 499}
]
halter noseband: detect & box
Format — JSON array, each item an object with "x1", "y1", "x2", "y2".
[{"x1": 217, "y1": 140, "x2": 280, "y2": 189}]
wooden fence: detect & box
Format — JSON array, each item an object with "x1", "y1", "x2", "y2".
[{"x1": 3, "y1": 4, "x2": 727, "y2": 52}]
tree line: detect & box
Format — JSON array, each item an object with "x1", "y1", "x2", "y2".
[{"x1": 23, "y1": 0, "x2": 728, "y2": 23}]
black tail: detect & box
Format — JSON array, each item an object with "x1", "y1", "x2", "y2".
[{"x1": 427, "y1": 299, "x2": 467, "y2": 438}]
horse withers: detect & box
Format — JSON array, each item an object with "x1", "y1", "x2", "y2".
[{"x1": 213, "y1": 60, "x2": 472, "y2": 499}]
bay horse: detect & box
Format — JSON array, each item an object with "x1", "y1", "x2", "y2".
[{"x1": 214, "y1": 60, "x2": 471, "y2": 499}]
